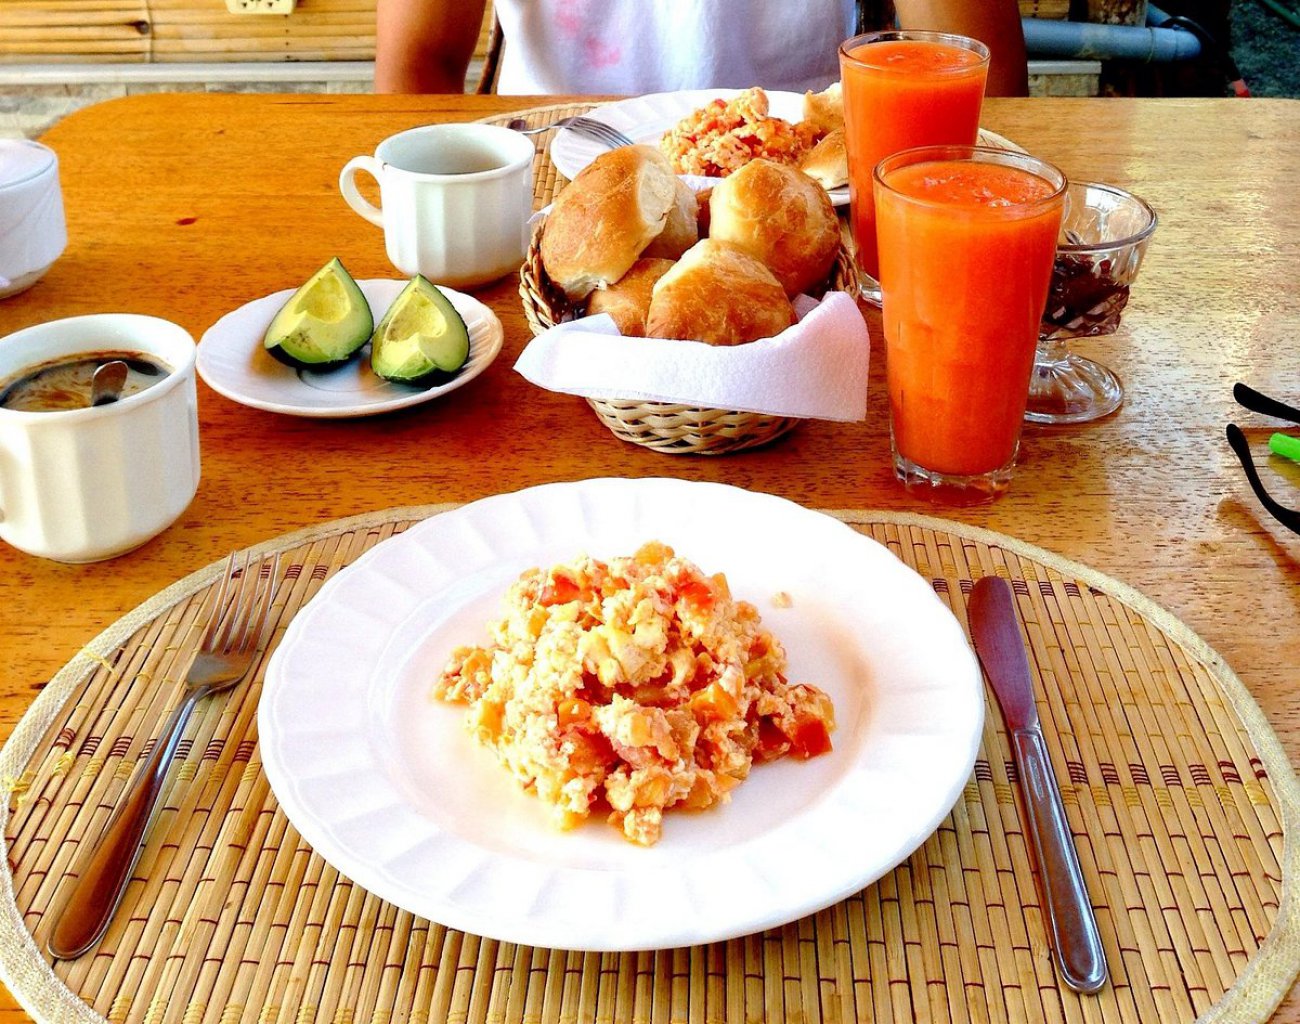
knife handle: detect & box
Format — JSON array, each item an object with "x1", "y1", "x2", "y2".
[{"x1": 1011, "y1": 728, "x2": 1108, "y2": 993}]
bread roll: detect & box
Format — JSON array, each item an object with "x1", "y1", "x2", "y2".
[
  {"x1": 802, "y1": 82, "x2": 843, "y2": 136},
  {"x1": 645, "y1": 240, "x2": 794, "y2": 347},
  {"x1": 643, "y1": 178, "x2": 699, "y2": 259},
  {"x1": 540, "y1": 145, "x2": 677, "y2": 300},
  {"x1": 585, "y1": 258, "x2": 675, "y2": 337},
  {"x1": 799, "y1": 128, "x2": 848, "y2": 189},
  {"x1": 708, "y1": 159, "x2": 840, "y2": 297}
]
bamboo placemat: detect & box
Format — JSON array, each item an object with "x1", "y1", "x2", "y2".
[
  {"x1": 486, "y1": 101, "x2": 587, "y2": 208},
  {"x1": 0, "y1": 503, "x2": 1295, "y2": 1024}
]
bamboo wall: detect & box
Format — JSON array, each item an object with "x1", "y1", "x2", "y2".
[
  {"x1": 1022, "y1": 0, "x2": 1073, "y2": 16},
  {"x1": 0, "y1": 1, "x2": 1067, "y2": 66},
  {"x1": 0, "y1": 0, "x2": 496, "y2": 64}
]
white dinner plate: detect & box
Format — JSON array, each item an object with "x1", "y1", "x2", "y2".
[
  {"x1": 197, "y1": 279, "x2": 503, "y2": 418},
  {"x1": 549, "y1": 89, "x2": 851, "y2": 207},
  {"x1": 260, "y1": 478, "x2": 984, "y2": 951}
]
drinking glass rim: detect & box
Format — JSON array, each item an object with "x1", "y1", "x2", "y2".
[
  {"x1": 1057, "y1": 180, "x2": 1159, "y2": 252},
  {"x1": 873, "y1": 145, "x2": 1067, "y2": 215},
  {"x1": 839, "y1": 30, "x2": 991, "y2": 70}
]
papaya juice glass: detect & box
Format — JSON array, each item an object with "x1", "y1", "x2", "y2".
[
  {"x1": 874, "y1": 146, "x2": 1067, "y2": 501},
  {"x1": 839, "y1": 31, "x2": 990, "y2": 302}
]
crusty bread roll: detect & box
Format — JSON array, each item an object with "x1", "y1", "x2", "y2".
[
  {"x1": 708, "y1": 159, "x2": 840, "y2": 297},
  {"x1": 645, "y1": 240, "x2": 794, "y2": 347},
  {"x1": 643, "y1": 178, "x2": 699, "y2": 259},
  {"x1": 799, "y1": 128, "x2": 848, "y2": 189},
  {"x1": 802, "y1": 82, "x2": 843, "y2": 136},
  {"x1": 585, "y1": 258, "x2": 675, "y2": 337},
  {"x1": 540, "y1": 145, "x2": 677, "y2": 300}
]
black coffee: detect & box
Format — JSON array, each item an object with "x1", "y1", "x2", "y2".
[{"x1": 0, "y1": 350, "x2": 170, "y2": 412}]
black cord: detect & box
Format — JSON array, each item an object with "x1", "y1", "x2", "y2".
[
  {"x1": 1233, "y1": 382, "x2": 1300, "y2": 424},
  {"x1": 1156, "y1": 13, "x2": 1217, "y2": 46},
  {"x1": 1155, "y1": 12, "x2": 1246, "y2": 81},
  {"x1": 1226, "y1": 424, "x2": 1300, "y2": 534}
]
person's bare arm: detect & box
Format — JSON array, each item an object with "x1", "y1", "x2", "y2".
[
  {"x1": 894, "y1": 0, "x2": 1030, "y2": 96},
  {"x1": 374, "y1": 0, "x2": 486, "y2": 94}
]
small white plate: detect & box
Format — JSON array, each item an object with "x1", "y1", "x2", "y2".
[
  {"x1": 260, "y1": 477, "x2": 985, "y2": 951},
  {"x1": 549, "y1": 89, "x2": 851, "y2": 207},
  {"x1": 197, "y1": 279, "x2": 503, "y2": 418}
]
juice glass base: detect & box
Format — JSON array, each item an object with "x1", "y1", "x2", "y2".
[
  {"x1": 892, "y1": 443, "x2": 1017, "y2": 504},
  {"x1": 852, "y1": 266, "x2": 883, "y2": 307},
  {"x1": 1025, "y1": 344, "x2": 1124, "y2": 424}
]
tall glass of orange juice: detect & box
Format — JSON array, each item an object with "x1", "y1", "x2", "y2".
[
  {"x1": 874, "y1": 145, "x2": 1066, "y2": 501},
  {"x1": 839, "y1": 31, "x2": 990, "y2": 301}
]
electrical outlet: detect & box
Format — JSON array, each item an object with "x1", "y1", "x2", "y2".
[{"x1": 225, "y1": 0, "x2": 296, "y2": 14}]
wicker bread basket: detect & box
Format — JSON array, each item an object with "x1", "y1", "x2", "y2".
[{"x1": 519, "y1": 215, "x2": 859, "y2": 455}]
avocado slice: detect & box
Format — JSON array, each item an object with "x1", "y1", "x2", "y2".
[
  {"x1": 263, "y1": 257, "x2": 374, "y2": 370},
  {"x1": 369, "y1": 276, "x2": 471, "y2": 385}
]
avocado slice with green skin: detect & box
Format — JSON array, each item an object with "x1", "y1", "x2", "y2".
[
  {"x1": 370, "y1": 275, "x2": 471, "y2": 385},
  {"x1": 264, "y1": 257, "x2": 374, "y2": 370}
]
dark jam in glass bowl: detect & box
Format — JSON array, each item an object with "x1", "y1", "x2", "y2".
[{"x1": 1040, "y1": 250, "x2": 1132, "y2": 339}]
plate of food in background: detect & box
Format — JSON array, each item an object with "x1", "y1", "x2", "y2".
[
  {"x1": 549, "y1": 87, "x2": 850, "y2": 205},
  {"x1": 197, "y1": 266, "x2": 503, "y2": 418}
]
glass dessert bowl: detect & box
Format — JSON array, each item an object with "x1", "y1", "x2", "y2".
[{"x1": 1027, "y1": 180, "x2": 1157, "y2": 425}]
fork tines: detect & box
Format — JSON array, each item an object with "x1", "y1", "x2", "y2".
[
  {"x1": 568, "y1": 117, "x2": 634, "y2": 148},
  {"x1": 203, "y1": 552, "x2": 282, "y2": 655}
]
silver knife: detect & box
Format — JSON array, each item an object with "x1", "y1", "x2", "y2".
[{"x1": 967, "y1": 576, "x2": 1108, "y2": 994}]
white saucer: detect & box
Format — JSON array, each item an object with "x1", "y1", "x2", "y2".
[{"x1": 197, "y1": 279, "x2": 504, "y2": 418}]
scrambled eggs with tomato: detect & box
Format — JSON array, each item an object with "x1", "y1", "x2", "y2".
[
  {"x1": 660, "y1": 87, "x2": 821, "y2": 178},
  {"x1": 434, "y1": 541, "x2": 835, "y2": 846}
]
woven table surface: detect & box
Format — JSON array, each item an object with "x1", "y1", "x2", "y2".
[{"x1": 0, "y1": 502, "x2": 1294, "y2": 1024}]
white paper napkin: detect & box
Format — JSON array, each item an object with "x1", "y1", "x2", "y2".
[{"x1": 513, "y1": 291, "x2": 870, "y2": 421}]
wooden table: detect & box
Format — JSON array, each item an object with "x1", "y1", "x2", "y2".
[{"x1": 0, "y1": 92, "x2": 1296, "y2": 1021}]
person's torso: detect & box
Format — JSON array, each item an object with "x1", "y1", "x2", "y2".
[{"x1": 494, "y1": 0, "x2": 856, "y2": 95}]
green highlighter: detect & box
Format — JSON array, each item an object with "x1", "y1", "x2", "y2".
[{"x1": 1268, "y1": 433, "x2": 1300, "y2": 463}]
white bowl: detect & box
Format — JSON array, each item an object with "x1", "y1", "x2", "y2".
[{"x1": 0, "y1": 140, "x2": 67, "y2": 299}]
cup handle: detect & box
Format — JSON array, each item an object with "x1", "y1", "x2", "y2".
[{"x1": 339, "y1": 155, "x2": 385, "y2": 228}]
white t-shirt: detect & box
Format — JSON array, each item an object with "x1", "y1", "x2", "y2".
[{"x1": 495, "y1": 0, "x2": 857, "y2": 95}]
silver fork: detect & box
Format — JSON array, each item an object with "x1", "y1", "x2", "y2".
[
  {"x1": 47, "y1": 552, "x2": 282, "y2": 959},
  {"x1": 507, "y1": 115, "x2": 634, "y2": 149}
]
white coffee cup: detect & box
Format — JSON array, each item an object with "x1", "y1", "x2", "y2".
[
  {"x1": 0, "y1": 314, "x2": 201, "y2": 563},
  {"x1": 339, "y1": 123, "x2": 535, "y2": 289},
  {"x1": 0, "y1": 140, "x2": 67, "y2": 299}
]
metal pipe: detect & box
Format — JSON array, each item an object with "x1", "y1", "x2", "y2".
[{"x1": 1022, "y1": 17, "x2": 1203, "y2": 61}]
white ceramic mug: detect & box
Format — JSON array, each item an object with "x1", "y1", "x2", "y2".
[
  {"x1": 339, "y1": 123, "x2": 535, "y2": 289},
  {"x1": 0, "y1": 140, "x2": 67, "y2": 299},
  {"x1": 0, "y1": 314, "x2": 201, "y2": 563}
]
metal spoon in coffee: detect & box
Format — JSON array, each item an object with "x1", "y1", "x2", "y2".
[{"x1": 90, "y1": 360, "x2": 129, "y2": 407}]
